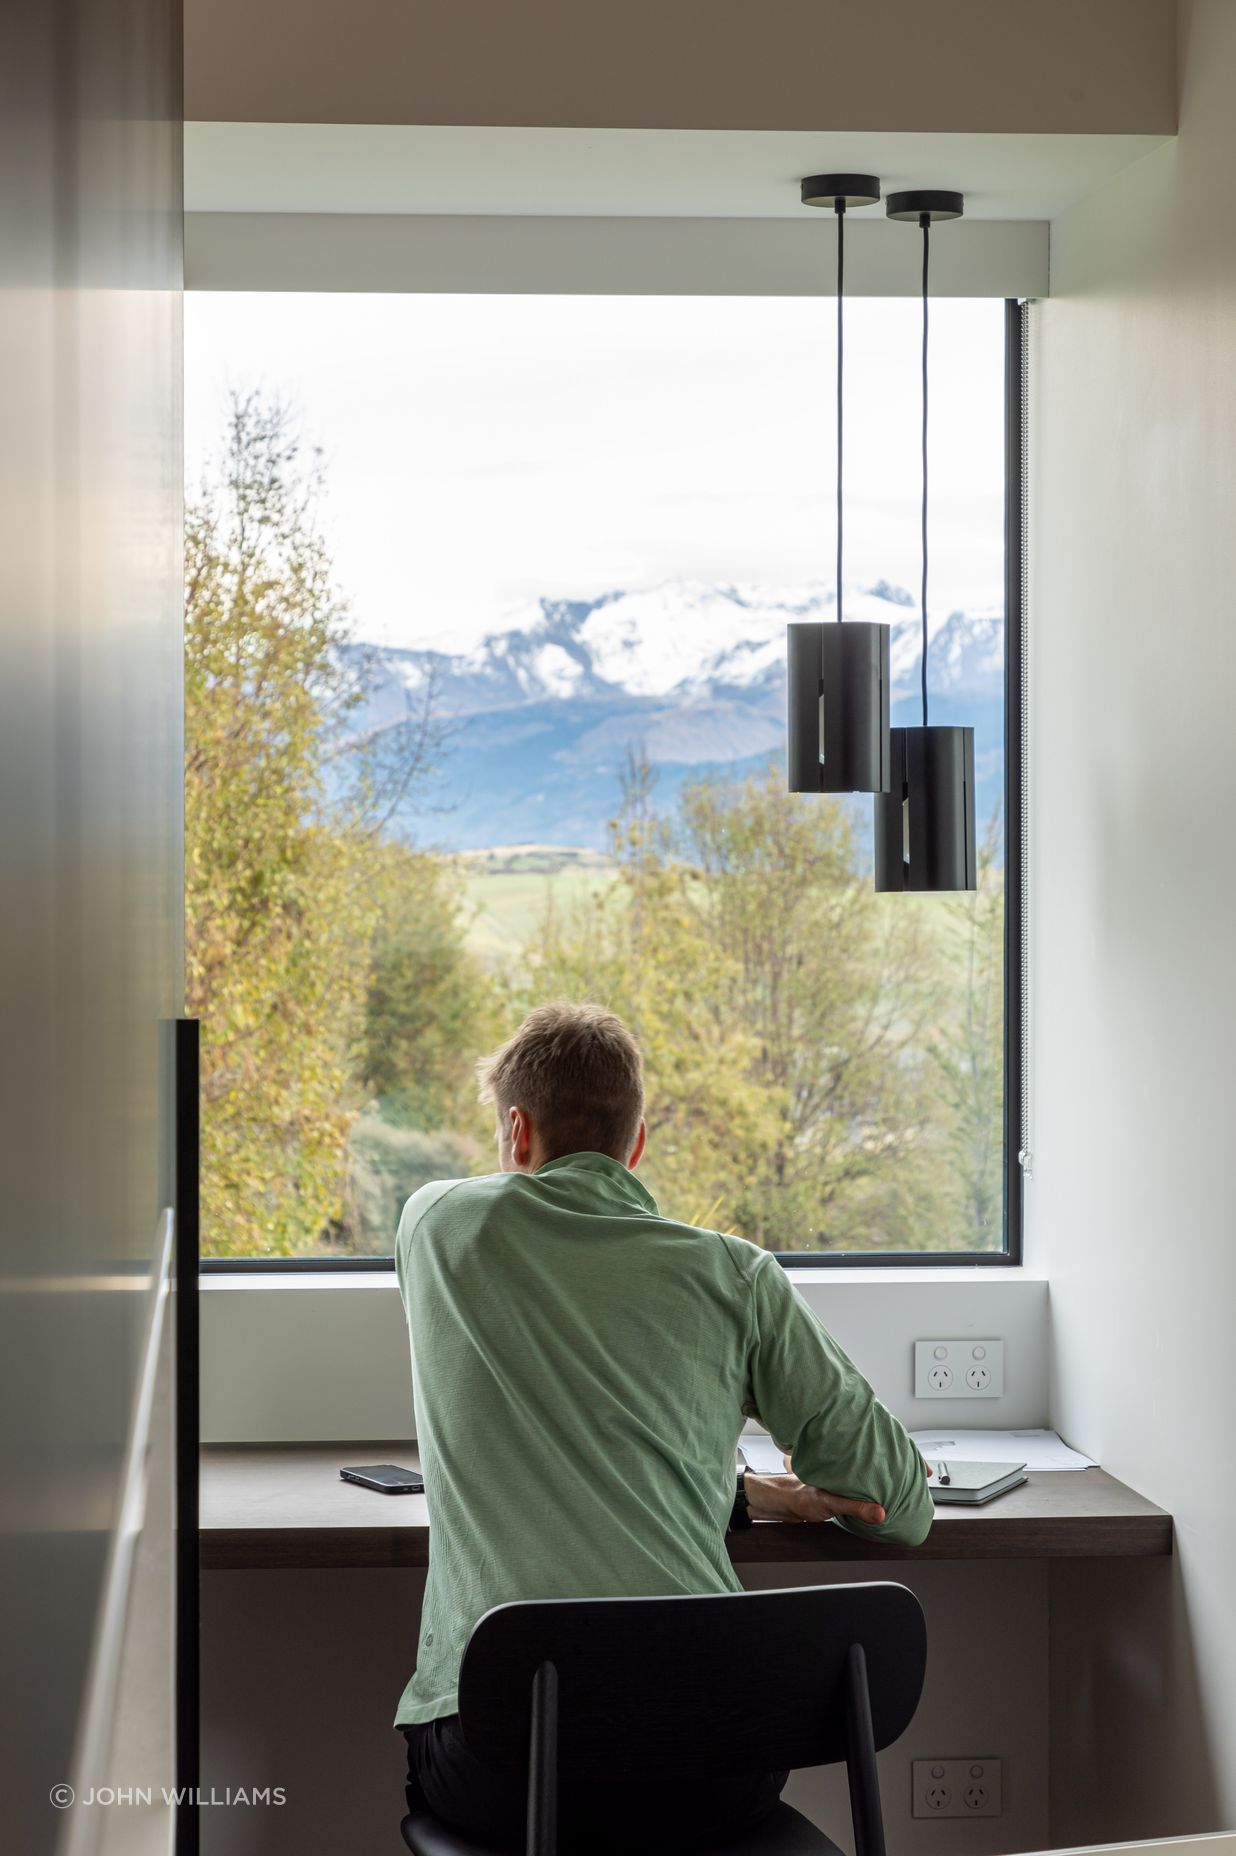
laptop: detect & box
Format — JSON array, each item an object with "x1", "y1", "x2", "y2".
[{"x1": 928, "y1": 1460, "x2": 1027, "y2": 1505}]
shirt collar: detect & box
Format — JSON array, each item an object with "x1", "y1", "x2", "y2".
[{"x1": 533, "y1": 1151, "x2": 660, "y2": 1215}]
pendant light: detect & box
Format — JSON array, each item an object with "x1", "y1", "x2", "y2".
[
  {"x1": 874, "y1": 191, "x2": 977, "y2": 892},
  {"x1": 788, "y1": 175, "x2": 891, "y2": 796}
]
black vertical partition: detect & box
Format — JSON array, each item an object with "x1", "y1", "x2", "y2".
[
  {"x1": 1003, "y1": 298, "x2": 1028, "y2": 1263},
  {"x1": 176, "y1": 1019, "x2": 201, "y2": 1853}
]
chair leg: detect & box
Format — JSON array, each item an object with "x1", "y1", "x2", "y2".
[
  {"x1": 843, "y1": 1643, "x2": 885, "y2": 1856},
  {"x1": 526, "y1": 1661, "x2": 559, "y2": 1856}
]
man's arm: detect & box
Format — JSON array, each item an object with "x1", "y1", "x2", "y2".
[
  {"x1": 394, "y1": 1178, "x2": 469, "y2": 1306},
  {"x1": 743, "y1": 1254, "x2": 933, "y2": 1547}
]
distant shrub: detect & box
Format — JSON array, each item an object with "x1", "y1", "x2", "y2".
[{"x1": 341, "y1": 1108, "x2": 484, "y2": 1253}]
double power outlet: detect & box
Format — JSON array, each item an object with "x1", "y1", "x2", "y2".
[
  {"x1": 913, "y1": 1338, "x2": 1004, "y2": 1399},
  {"x1": 911, "y1": 1758, "x2": 1003, "y2": 1818}
]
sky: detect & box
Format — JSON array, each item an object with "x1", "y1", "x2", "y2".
[{"x1": 184, "y1": 293, "x2": 1006, "y2": 654}]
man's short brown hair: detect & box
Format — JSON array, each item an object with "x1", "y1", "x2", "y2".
[{"x1": 477, "y1": 1001, "x2": 645, "y2": 1163}]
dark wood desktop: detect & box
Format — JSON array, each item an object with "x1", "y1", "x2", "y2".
[{"x1": 200, "y1": 1442, "x2": 1172, "y2": 1573}]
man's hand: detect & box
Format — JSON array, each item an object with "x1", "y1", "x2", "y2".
[
  {"x1": 742, "y1": 1454, "x2": 931, "y2": 1529},
  {"x1": 744, "y1": 1470, "x2": 887, "y2": 1528}
]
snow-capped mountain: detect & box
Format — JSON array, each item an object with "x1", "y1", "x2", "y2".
[{"x1": 339, "y1": 580, "x2": 1005, "y2": 851}]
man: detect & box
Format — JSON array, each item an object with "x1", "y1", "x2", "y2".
[{"x1": 394, "y1": 1001, "x2": 933, "y2": 1851}]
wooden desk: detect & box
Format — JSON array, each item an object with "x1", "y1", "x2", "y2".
[{"x1": 200, "y1": 1443, "x2": 1172, "y2": 1572}]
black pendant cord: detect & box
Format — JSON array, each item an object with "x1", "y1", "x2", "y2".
[
  {"x1": 836, "y1": 201, "x2": 845, "y2": 623},
  {"x1": 920, "y1": 214, "x2": 930, "y2": 726}
]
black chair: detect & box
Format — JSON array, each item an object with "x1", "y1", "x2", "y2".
[{"x1": 400, "y1": 1581, "x2": 926, "y2": 1856}]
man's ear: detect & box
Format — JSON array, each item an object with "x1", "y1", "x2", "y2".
[
  {"x1": 509, "y1": 1105, "x2": 533, "y2": 1169},
  {"x1": 627, "y1": 1119, "x2": 647, "y2": 1170}
]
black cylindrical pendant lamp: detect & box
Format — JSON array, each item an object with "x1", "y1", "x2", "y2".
[
  {"x1": 788, "y1": 173, "x2": 890, "y2": 796},
  {"x1": 874, "y1": 724, "x2": 976, "y2": 891},
  {"x1": 788, "y1": 621, "x2": 891, "y2": 794},
  {"x1": 873, "y1": 187, "x2": 976, "y2": 890}
]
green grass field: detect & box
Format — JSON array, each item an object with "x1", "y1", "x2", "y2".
[{"x1": 457, "y1": 846, "x2": 617, "y2": 962}]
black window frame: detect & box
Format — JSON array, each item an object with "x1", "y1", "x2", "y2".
[{"x1": 201, "y1": 297, "x2": 1027, "y2": 1277}]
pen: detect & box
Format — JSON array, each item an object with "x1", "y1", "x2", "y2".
[{"x1": 938, "y1": 1461, "x2": 951, "y2": 1486}]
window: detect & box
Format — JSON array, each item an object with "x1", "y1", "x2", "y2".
[{"x1": 186, "y1": 292, "x2": 1023, "y2": 1266}]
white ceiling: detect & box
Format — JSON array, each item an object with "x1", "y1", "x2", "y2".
[{"x1": 185, "y1": 124, "x2": 1167, "y2": 222}]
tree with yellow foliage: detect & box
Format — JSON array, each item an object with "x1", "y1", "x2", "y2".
[
  {"x1": 186, "y1": 392, "x2": 466, "y2": 1252},
  {"x1": 527, "y1": 757, "x2": 959, "y2": 1251}
]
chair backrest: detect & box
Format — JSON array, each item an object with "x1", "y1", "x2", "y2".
[{"x1": 456, "y1": 1582, "x2": 926, "y2": 1782}]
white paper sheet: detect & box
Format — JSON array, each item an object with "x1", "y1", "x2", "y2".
[
  {"x1": 738, "y1": 1434, "x2": 789, "y2": 1475},
  {"x1": 909, "y1": 1427, "x2": 1097, "y2": 1471}
]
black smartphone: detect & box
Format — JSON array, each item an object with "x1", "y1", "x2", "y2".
[{"x1": 339, "y1": 1463, "x2": 425, "y2": 1495}]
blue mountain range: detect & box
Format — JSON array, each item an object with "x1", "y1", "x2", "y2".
[{"x1": 340, "y1": 580, "x2": 1005, "y2": 853}]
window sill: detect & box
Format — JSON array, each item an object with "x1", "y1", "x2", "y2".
[
  {"x1": 200, "y1": 1269, "x2": 398, "y2": 1290},
  {"x1": 782, "y1": 1263, "x2": 1043, "y2": 1284},
  {"x1": 200, "y1": 1263, "x2": 1042, "y2": 1290}
]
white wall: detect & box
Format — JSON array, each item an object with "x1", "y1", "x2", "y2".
[
  {"x1": 201, "y1": 1270, "x2": 1050, "y2": 1442},
  {"x1": 185, "y1": 211, "x2": 1049, "y2": 299},
  {"x1": 1030, "y1": 0, "x2": 1236, "y2": 1839}
]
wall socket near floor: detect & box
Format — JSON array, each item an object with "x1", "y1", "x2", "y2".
[
  {"x1": 912, "y1": 1758, "x2": 1003, "y2": 1818},
  {"x1": 914, "y1": 1338, "x2": 1004, "y2": 1399}
]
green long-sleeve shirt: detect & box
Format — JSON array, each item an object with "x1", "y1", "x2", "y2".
[{"x1": 393, "y1": 1151, "x2": 933, "y2": 1726}]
